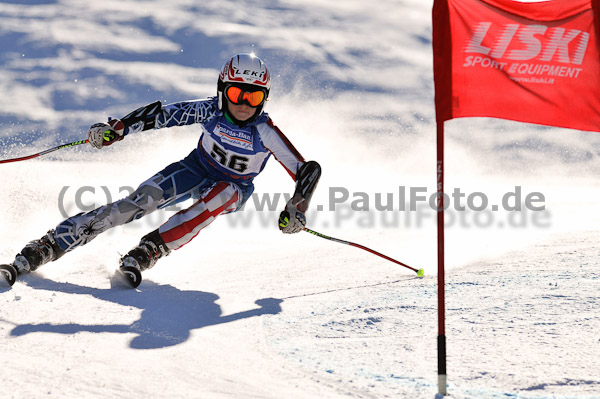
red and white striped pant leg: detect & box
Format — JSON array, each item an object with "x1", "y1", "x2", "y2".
[{"x1": 158, "y1": 182, "x2": 240, "y2": 250}]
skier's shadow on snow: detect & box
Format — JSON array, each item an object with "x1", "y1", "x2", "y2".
[{"x1": 10, "y1": 276, "x2": 283, "y2": 350}]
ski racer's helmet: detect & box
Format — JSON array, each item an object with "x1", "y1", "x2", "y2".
[{"x1": 217, "y1": 53, "x2": 271, "y2": 124}]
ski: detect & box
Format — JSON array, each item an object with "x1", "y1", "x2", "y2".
[
  {"x1": 1, "y1": 263, "x2": 143, "y2": 289},
  {"x1": 0, "y1": 264, "x2": 17, "y2": 287},
  {"x1": 115, "y1": 266, "x2": 142, "y2": 288}
]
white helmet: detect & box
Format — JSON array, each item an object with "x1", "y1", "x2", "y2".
[{"x1": 217, "y1": 53, "x2": 271, "y2": 122}]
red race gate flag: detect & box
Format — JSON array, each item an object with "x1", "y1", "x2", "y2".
[
  {"x1": 434, "y1": 0, "x2": 600, "y2": 132},
  {"x1": 432, "y1": 0, "x2": 600, "y2": 396}
]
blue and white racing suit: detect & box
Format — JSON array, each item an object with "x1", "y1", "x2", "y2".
[{"x1": 54, "y1": 97, "x2": 305, "y2": 252}]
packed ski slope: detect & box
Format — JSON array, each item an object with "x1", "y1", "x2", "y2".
[{"x1": 1, "y1": 1, "x2": 599, "y2": 398}]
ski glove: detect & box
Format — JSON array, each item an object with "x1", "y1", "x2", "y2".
[
  {"x1": 279, "y1": 208, "x2": 306, "y2": 234},
  {"x1": 88, "y1": 119, "x2": 125, "y2": 149}
]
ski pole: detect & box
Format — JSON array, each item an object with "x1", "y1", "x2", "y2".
[
  {"x1": 303, "y1": 227, "x2": 425, "y2": 277},
  {"x1": 0, "y1": 139, "x2": 89, "y2": 164}
]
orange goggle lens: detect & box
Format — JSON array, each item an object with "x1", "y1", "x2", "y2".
[{"x1": 225, "y1": 86, "x2": 265, "y2": 107}]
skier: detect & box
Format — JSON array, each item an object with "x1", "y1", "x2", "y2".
[{"x1": 2, "y1": 53, "x2": 321, "y2": 287}]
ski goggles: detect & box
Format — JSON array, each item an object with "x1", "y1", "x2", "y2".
[{"x1": 225, "y1": 85, "x2": 266, "y2": 107}]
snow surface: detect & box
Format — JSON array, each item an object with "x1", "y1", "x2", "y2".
[{"x1": 0, "y1": 0, "x2": 599, "y2": 398}]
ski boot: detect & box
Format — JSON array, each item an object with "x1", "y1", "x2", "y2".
[
  {"x1": 1, "y1": 230, "x2": 65, "y2": 286},
  {"x1": 118, "y1": 230, "x2": 170, "y2": 288}
]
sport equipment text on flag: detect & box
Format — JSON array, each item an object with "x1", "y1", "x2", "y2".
[
  {"x1": 432, "y1": 1, "x2": 600, "y2": 395},
  {"x1": 433, "y1": 0, "x2": 600, "y2": 132}
]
